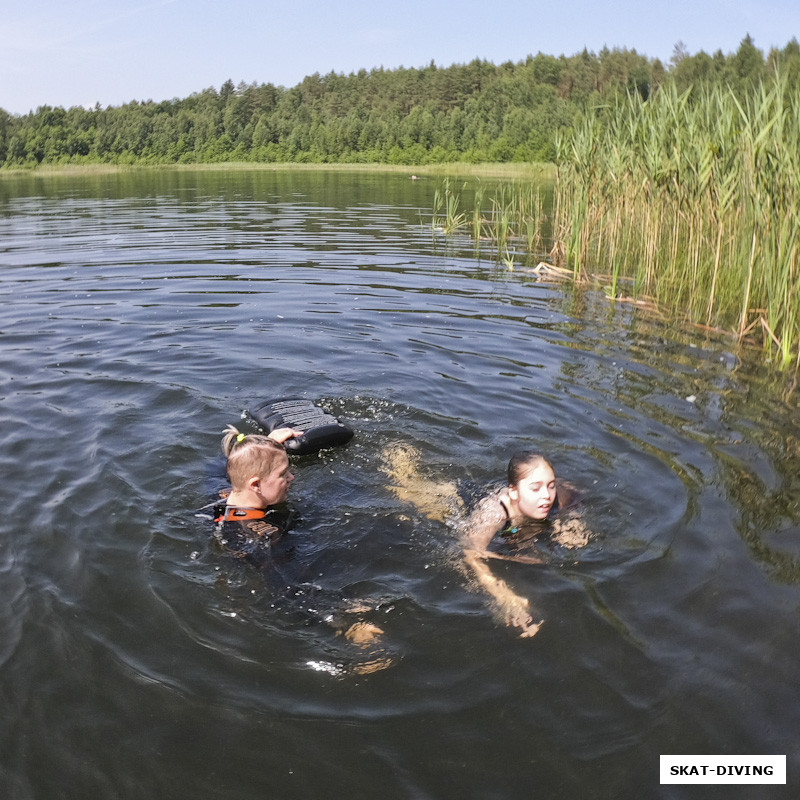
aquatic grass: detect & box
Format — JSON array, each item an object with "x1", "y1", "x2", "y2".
[
  {"x1": 432, "y1": 177, "x2": 467, "y2": 234},
  {"x1": 432, "y1": 179, "x2": 550, "y2": 266},
  {"x1": 488, "y1": 186, "x2": 513, "y2": 254}
]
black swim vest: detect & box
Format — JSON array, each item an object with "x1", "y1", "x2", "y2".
[{"x1": 212, "y1": 502, "x2": 293, "y2": 568}]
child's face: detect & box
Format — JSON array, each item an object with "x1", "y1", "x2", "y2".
[
  {"x1": 256, "y1": 452, "x2": 294, "y2": 505},
  {"x1": 510, "y1": 463, "x2": 556, "y2": 520}
]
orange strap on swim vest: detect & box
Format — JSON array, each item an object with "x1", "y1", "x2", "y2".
[{"x1": 215, "y1": 506, "x2": 267, "y2": 523}]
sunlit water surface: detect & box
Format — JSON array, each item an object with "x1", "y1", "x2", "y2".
[{"x1": 1, "y1": 169, "x2": 799, "y2": 799}]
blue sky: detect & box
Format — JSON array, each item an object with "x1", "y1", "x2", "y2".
[{"x1": 1, "y1": 0, "x2": 797, "y2": 115}]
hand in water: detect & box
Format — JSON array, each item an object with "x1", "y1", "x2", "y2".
[
  {"x1": 551, "y1": 515, "x2": 590, "y2": 549},
  {"x1": 505, "y1": 596, "x2": 543, "y2": 638}
]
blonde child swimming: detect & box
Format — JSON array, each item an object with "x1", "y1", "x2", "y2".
[
  {"x1": 213, "y1": 425, "x2": 301, "y2": 557},
  {"x1": 213, "y1": 424, "x2": 388, "y2": 667}
]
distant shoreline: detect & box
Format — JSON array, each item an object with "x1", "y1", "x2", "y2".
[{"x1": 0, "y1": 161, "x2": 554, "y2": 181}]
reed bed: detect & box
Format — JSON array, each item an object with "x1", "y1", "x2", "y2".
[
  {"x1": 553, "y1": 76, "x2": 800, "y2": 369},
  {"x1": 433, "y1": 76, "x2": 800, "y2": 370}
]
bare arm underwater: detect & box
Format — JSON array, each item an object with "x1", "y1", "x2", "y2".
[{"x1": 459, "y1": 492, "x2": 543, "y2": 637}]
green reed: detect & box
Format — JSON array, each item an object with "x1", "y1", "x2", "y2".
[{"x1": 471, "y1": 183, "x2": 485, "y2": 242}]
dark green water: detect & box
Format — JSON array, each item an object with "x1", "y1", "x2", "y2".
[{"x1": 1, "y1": 168, "x2": 798, "y2": 799}]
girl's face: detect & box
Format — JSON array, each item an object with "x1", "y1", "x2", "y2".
[
  {"x1": 255, "y1": 452, "x2": 294, "y2": 506},
  {"x1": 509, "y1": 462, "x2": 556, "y2": 520}
]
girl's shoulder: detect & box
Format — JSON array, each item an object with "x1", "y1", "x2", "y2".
[
  {"x1": 459, "y1": 484, "x2": 511, "y2": 546},
  {"x1": 470, "y1": 484, "x2": 510, "y2": 517}
]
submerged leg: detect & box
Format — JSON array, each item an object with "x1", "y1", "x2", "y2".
[{"x1": 381, "y1": 443, "x2": 463, "y2": 523}]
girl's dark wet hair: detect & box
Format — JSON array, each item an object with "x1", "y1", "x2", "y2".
[{"x1": 507, "y1": 450, "x2": 553, "y2": 487}]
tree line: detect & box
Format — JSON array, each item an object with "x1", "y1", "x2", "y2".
[{"x1": 1, "y1": 35, "x2": 798, "y2": 169}]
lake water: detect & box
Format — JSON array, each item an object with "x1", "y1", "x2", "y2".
[{"x1": 1, "y1": 168, "x2": 798, "y2": 799}]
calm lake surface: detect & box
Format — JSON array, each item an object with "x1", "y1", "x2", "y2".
[{"x1": 1, "y1": 168, "x2": 798, "y2": 799}]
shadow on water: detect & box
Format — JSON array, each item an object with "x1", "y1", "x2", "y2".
[{"x1": 1, "y1": 168, "x2": 799, "y2": 799}]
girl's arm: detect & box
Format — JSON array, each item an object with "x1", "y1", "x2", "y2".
[
  {"x1": 463, "y1": 549, "x2": 543, "y2": 637},
  {"x1": 459, "y1": 492, "x2": 505, "y2": 551},
  {"x1": 459, "y1": 493, "x2": 543, "y2": 637}
]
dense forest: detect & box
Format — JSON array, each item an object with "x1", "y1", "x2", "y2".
[{"x1": 1, "y1": 35, "x2": 799, "y2": 169}]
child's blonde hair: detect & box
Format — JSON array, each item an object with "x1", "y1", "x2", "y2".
[{"x1": 221, "y1": 425, "x2": 285, "y2": 490}]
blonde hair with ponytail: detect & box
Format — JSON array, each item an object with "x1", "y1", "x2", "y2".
[{"x1": 221, "y1": 425, "x2": 285, "y2": 490}]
